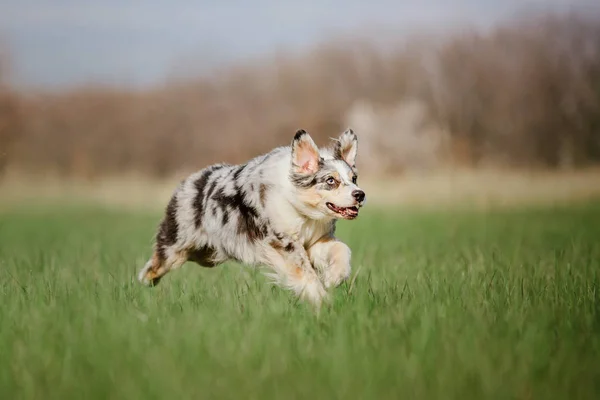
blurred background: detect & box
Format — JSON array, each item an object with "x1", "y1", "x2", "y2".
[{"x1": 1, "y1": 0, "x2": 599, "y2": 208}]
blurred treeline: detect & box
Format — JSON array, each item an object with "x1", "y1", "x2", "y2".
[{"x1": 1, "y1": 12, "x2": 599, "y2": 179}]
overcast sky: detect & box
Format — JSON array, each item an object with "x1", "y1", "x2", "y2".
[{"x1": 0, "y1": 0, "x2": 595, "y2": 89}]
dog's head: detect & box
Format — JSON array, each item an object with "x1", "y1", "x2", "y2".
[{"x1": 289, "y1": 128, "x2": 366, "y2": 220}]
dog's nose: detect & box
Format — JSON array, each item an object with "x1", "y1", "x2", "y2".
[{"x1": 352, "y1": 190, "x2": 365, "y2": 203}]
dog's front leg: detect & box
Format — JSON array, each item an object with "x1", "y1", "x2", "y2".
[
  {"x1": 262, "y1": 238, "x2": 327, "y2": 308},
  {"x1": 307, "y1": 236, "x2": 352, "y2": 289}
]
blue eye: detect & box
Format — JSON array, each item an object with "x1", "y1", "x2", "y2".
[{"x1": 326, "y1": 177, "x2": 336, "y2": 185}]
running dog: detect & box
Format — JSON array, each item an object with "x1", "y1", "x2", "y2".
[{"x1": 138, "y1": 128, "x2": 366, "y2": 307}]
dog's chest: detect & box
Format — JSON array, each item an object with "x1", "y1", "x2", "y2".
[{"x1": 289, "y1": 219, "x2": 332, "y2": 248}]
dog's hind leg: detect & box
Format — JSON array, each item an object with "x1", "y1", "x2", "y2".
[
  {"x1": 139, "y1": 193, "x2": 188, "y2": 286},
  {"x1": 138, "y1": 247, "x2": 188, "y2": 286}
]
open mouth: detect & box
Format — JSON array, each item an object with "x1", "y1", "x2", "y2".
[{"x1": 326, "y1": 202, "x2": 359, "y2": 219}]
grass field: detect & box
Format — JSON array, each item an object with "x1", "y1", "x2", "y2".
[{"x1": 1, "y1": 200, "x2": 599, "y2": 399}]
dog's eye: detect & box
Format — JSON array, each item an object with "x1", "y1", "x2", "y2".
[
  {"x1": 326, "y1": 177, "x2": 336, "y2": 186},
  {"x1": 352, "y1": 175, "x2": 357, "y2": 184}
]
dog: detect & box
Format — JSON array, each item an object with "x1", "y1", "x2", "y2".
[{"x1": 138, "y1": 128, "x2": 366, "y2": 307}]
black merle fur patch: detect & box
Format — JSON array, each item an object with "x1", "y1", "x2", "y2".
[
  {"x1": 222, "y1": 210, "x2": 229, "y2": 225},
  {"x1": 193, "y1": 169, "x2": 214, "y2": 228},
  {"x1": 284, "y1": 242, "x2": 294, "y2": 252},
  {"x1": 193, "y1": 165, "x2": 229, "y2": 228},
  {"x1": 233, "y1": 164, "x2": 246, "y2": 181},
  {"x1": 293, "y1": 129, "x2": 308, "y2": 141},
  {"x1": 188, "y1": 245, "x2": 218, "y2": 267},
  {"x1": 206, "y1": 179, "x2": 219, "y2": 202},
  {"x1": 156, "y1": 195, "x2": 179, "y2": 259},
  {"x1": 212, "y1": 185, "x2": 266, "y2": 242},
  {"x1": 290, "y1": 172, "x2": 316, "y2": 189}
]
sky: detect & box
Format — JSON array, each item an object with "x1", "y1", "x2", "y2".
[{"x1": 0, "y1": 0, "x2": 595, "y2": 90}]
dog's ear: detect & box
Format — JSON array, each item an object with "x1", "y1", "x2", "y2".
[
  {"x1": 333, "y1": 128, "x2": 358, "y2": 167},
  {"x1": 291, "y1": 129, "x2": 320, "y2": 174}
]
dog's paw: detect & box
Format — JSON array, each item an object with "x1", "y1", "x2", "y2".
[
  {"x1": 322, "y1": 263, "x2": 351, "y2": 289},
  {"x1": 138, "y1": 265, "x2": 161, "y2": 287},
  {"x1": 300, "y1": 276, "x2": 328, "y2": 309}
]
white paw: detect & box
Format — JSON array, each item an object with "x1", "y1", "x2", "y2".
[
  {"x1": 138, "y1": 271, "x2": 153, "y2": 286},
  {"x1": 323, "y1": 263, "x2": 351, "y2": 289},
  {"x1": 138, "y1": 259, "x2": 156, "y2": 286},
  {"x1": 300, "y1": 276, "x2": 328, "y2": 308}
]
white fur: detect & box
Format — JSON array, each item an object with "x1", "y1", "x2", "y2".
[{"x1": 138, "y1": 129, "x2": 366, "y2": 309}]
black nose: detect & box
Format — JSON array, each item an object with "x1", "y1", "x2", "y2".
[{"x1": 352, "y1": 190, "x2": 365, "y2": 203}]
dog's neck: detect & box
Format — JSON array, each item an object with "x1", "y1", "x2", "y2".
[{"x1": 265, "y1": 190, "x2": 335, "y2": 246}]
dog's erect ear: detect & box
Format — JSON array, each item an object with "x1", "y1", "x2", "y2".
[
  {"x1": 333, "y1": 128, "x2": 358, "y2": 167},
  {"x1": 291, "y1": 129, "x2": 320, "y2": 174}
]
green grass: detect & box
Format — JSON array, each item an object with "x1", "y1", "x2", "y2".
[{"x1": 1, "y1": 201, "x2": 600, "y2": 399}]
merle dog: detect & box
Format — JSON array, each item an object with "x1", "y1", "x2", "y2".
[{"x1": 138, "y1": 129, "x2": 366, "y2": 307}]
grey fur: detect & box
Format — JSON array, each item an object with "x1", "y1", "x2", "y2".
[{"x1": 138, "y1": 129, "x2": 366, "y2": 308}]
